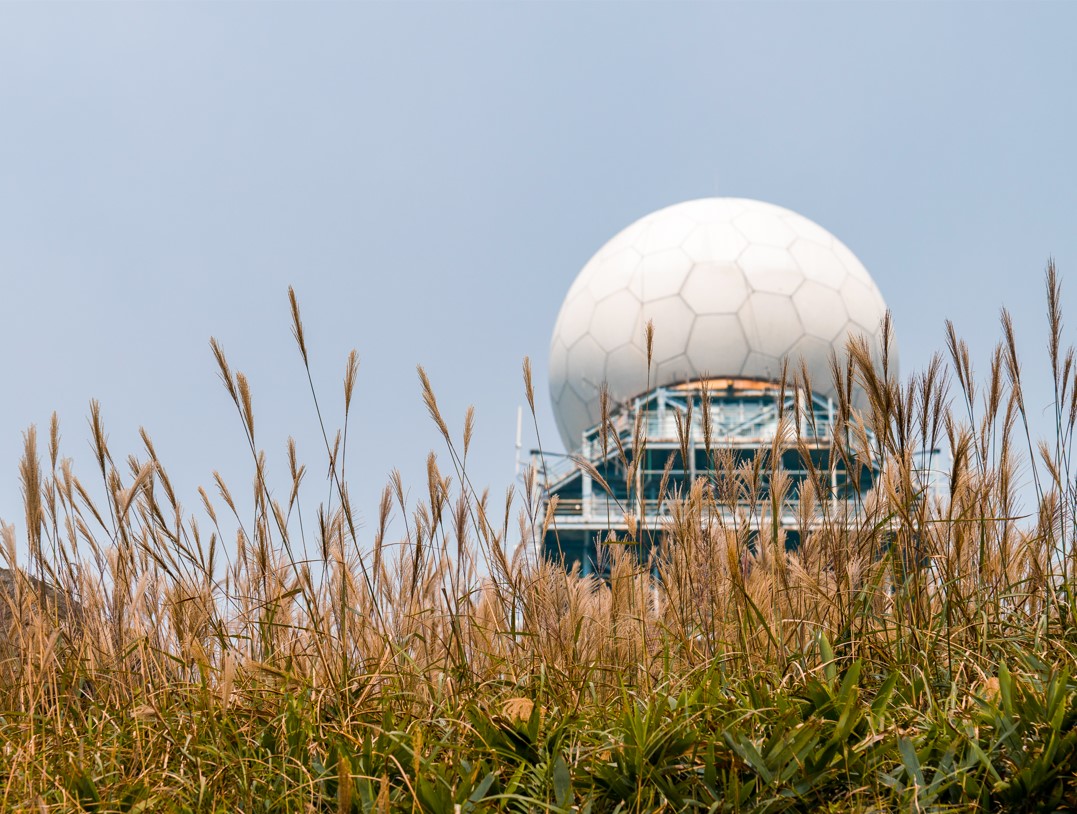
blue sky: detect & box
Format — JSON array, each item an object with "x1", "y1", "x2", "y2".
[{"x1": 1, "y1": 3, "x2": 1075, "y2": 554}]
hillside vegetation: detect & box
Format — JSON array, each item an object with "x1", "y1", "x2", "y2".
[{"x1": 2, "y1": 273, "x2": 1076, "y2": 812}]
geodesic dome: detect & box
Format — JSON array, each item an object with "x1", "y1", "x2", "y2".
[{"x1": 549, "y1": 198, "x2": 894, "y2": 450}]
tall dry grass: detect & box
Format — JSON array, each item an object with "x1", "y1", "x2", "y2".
[{"x1": 0, "y1": 271, "x2": 1075, "y2": 811}]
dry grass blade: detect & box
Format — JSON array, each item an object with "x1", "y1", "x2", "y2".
[
  {"x1": 236, "y1": 371, "x2": 255, "y2": 441},
  {"x1": 19, "y1": 427, "x2": 42, "y2": 563},
  {"x1": 645, "y1": 319, "x2": 655, "y2": 371},
  {"x1": 463, "y1": 405, "x2": 475, "y2": 459},
  {"x1": 522, "y1": 356, "x2": 535, "y2": 414},
  {"x1": 417, "y1": 365, "x2": 450, "y2": 442},
  {"x1": 288, "y1": 285, "x2": 308, "y2": 365},
  {"x1": 209, "y1": 338, "x2": 237, "y2": 401},
  {"x1": 344, "y1": 349, "x2": 360, "y2": 416}
]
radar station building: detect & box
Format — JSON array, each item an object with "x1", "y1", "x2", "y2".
[{"x1": 535, "y1": 198, "x2": 936, "y2": 573}]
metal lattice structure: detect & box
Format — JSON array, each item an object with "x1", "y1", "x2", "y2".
[{"x1": 532, "y1": 377, "x2": 942, "y2": 575}]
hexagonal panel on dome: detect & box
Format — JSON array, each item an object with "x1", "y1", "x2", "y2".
[
  {"x1": 640, "y1": 295, "x2": 697, "y2": 364},
  {"x1": 686, "y1": 313, "x2": 749, "y2": 377},
  {"x1": 604, "y1": 343, "x2": 649, "y2": 399},
  {"x1": 832, "y1": 238, "x2": 872, "y2": 283},
  {"x1": 786, "y1": 334, "x2": 840, "y2": 392},
  {"x1": 678, "y1": 262, "x2": 750, "y2": 315},
  {"x1": 587, "y1": 248, "x2": 642, "y2": 302},
  {"x1": 738, "y1": 245, "x2": 803, "y2": 295},
  {"x1": 549, "y1": 336, "x2": 569, "y2": 386},
  {"x1": 630, "y1": 247, "x2": 694, "y2": 300},
  {"x1": 781, "y1": 211, "x2": 837, "y2": 246},
  {"x1": 551, "y1": 377, "x2": 570, "y2": 411},
  {"x1": 655, "y1": 353, "x2": 693, "y2": 386},
  {"x1": 733, "y1": 208, "x2": 796, "y2": 248},
  {"x1": 590, "y1": 290, "x2": 642, "y2": 352},
  {"x1": 681, "y1": 222, "x2": 748, "y2": 264},
  {"x1": 840, "y1": 277, "x2": 885, "y2": 329},
  {"x1": 833, "y1": 318, "x2": 871, "y2": 350},
  {"x1": 737, "y1": 292, "x2": 804, "y2": 358},
  {"x1": 565, "y1": 334, "x2": 606, "y2": 399},
  {"x1": 555, "y1": 288, "x2": 598, "y2": 347},
  {"x1": 789, "y1": 239, "x2": 847, "y2": 290},
  {"x1": 739, "y1": 350, "x2": 783, "y2": 382},
  {"x1": 793, "y1": 281, "x2": 850, "y2": 342},
  {"x1": 553, "y1": 385, "x2": 593, "y2": 451},
  {"x1": 635, "y1": 210, "x2": 697, "y2": 255}
]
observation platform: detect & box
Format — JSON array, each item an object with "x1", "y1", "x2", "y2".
[{"x1": 530, "y1": 378, "x2": 940, "y2": 575}]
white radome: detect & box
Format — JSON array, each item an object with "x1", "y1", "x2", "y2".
[{"x1": 549, "y1": 198, "x2": 895, "y2": 450}]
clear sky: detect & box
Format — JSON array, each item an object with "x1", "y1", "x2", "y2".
[{"x1": 1, "y1": 3, "x2": 1075, "y2": 557}]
